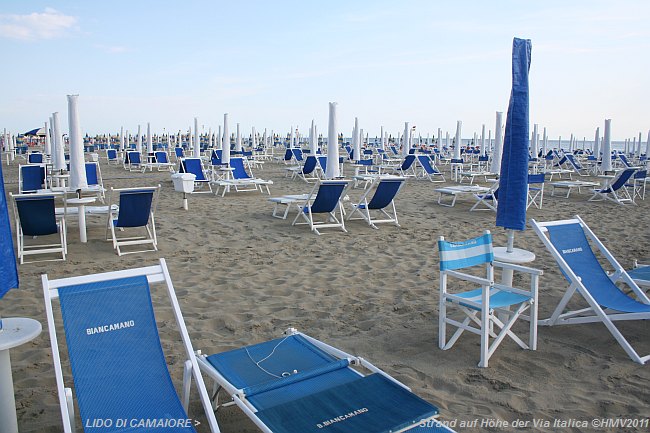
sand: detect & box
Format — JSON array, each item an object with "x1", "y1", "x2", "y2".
[{"x1": 2, "y1": 153, "x2": 649, "y2": 432}]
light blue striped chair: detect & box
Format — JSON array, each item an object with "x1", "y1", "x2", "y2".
[{"x1": 437, "y1": 231, "x2": 542, "y2": 367}]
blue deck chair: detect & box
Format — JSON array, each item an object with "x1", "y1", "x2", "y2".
[
  {"x1": 526, "y1": 173, "x2": 545, "y2": 209},
  {"x1": 292, "y1": 180, "x2": 350, "y2": 235},
  {"x1": 387, "y1": 154, "x2": 416, "y2": 177},
  {"x1": 291, "y1": 148, "x2": 304, "y2": 164},
  {"x1": 106, "y1": 149, "x2": 119, "y2": 165},
  {"x1": 588, "y1": 167, "x2": 636, "y2": 204},
  {"x1": 84, "y1": 162, "x2": 105, "y2": 202},
  {"x1": 180, "y1": 158, "x2": 212, "y2": 193},
  {"x1": 627, "y1": 262, "x2": 650, "y2": 289},
  {"x1": 316, "y1": 156, "x2": 328, "y2": 178},
  {"x1": 19, "y1": 164, "x2": 47, "y2": 193},
  {"x1": 531, "y1": 216, "x2": 650, "y2": 364},
  {"x1": 626, "y1": 169, "x2": 647, "y2": 200},
  {"x1": 174, "y1": 146, "x2": 185, "y2": 160},
  {"x1": 195, "y1": 328, "x2": 455, "y2": 433},
  {"x1": 438, "y1": 232, "x2": 541, "y2": 367},
  {"x1": 564, "y1": 154, "x2": 589, "y2": 176},
  {"x1": 124, "y1": 151, "x2": 144, "y2": 172},
  {"x1": 42, "y1": 259, "x2": 221, "y2": 433},
  {"x1": 28, "y1": 152, "x2": 43, "y2": 164},
  {"x1": 286, "y1": 155, "x2": 319, "y2": 182},
  {"x1": 618, "y1": 153, "x2": 641, "y2": 169},
  {"x1": 11, "y1": 192, "x2": 67, "y2": 264},
  {"x1": 416, "y1": 155, "x2": 445, "y2": 182},
  {"x1": 346, "y1": 177, "x2": 406, "y2": 229},
  {"x1": 146, "y1": 151, "x2": 174, "y2": 172},
  {"x1": 470, "y1": 182, "x2": 499, "y2": 212},
  {"x1": 214, "y1": 157, "x2": 273, "y2": 196},
  {"x1": 106, "y1": 185, "x2": 160, "y2": 256}
]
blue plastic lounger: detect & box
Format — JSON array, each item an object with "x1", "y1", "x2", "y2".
[
  {"x1": 588, "y1": 167, "x2": 636, "y2": 204},
  {"x1": 213, "y1": 157, "x2": 273, "y2": 197},
  {"x1": 42, "y1": 259, "x2": 221, "y2": 433},
  {"x1": 531, "y1": 216, "x2": 650, "y2": 364},
  {"x1": 346, "y1": 176, "x2": 406, "y2": 229},
  {"x1": 145, "y1": 151, "x2": 174, "y2": 172},
  {"x1": 618, "y1": 153, "x2": 642, "y2": 169},
  {"x1": 124, "y1": 151, "x2": 145, "y2": 172},
  {"x1": 292, "y1": 180, "x2": 350, "y2": 235},
  {"x1": 180, "y1": 158, "x2": 213, "y2": 193},
  {"x1": 469, "y1": 182, "x2": 499, "y2": 212},
  {"x1": 11, "y1": 192, "x2": 67, "y2": 264},
  {"x1": 194, "y1": 328, "x2": 456, "y2": 433},
  {"x1": 438, "y1": 232, "x2": 541, "y2": 368},
  {"x1": 415, "y1": 155, "x2": 445, "y2": 182},
  {"x1": 106, "y1": 186, "x2": 160, "y2": 256},
  {"x1": 526, "y1": 173, "x2": 545, "y2": 209},
  {"x1": 19, "y1": 164, "x2": 46, "y2": 193},
  {"x1": 106, "y1": 148, "x2": 119, "y2": 165}
]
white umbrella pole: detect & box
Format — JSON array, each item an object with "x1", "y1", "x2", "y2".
[
  {"x1": 67, "y1": 95, "x2": 88, "y2": 191},
  {"x1": 326, "y1": 102, "x2": 340, "y2": 179},
  {"x1": 222, "y1": 114, "x2": 230, "y2": 165},
  {"x1": 194, "y1": 117, "x2": 200, "y2": 157},
  {"x1": 490, "y1": 112, "x2": 503, "y2": 174},
  {"x1": 453, "y1": 121, "x2": 462, "y2": 159},
  {"x1": 601, "y1": 119, "x2": 613, "y2": 172}
]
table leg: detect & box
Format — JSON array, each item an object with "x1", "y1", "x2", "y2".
[
  {"x1": 0, "y1": 349, "x2": 18, "y2": 433},
  {"x1": 78, "y1": 204, "x2": 87, "y2": 243}
]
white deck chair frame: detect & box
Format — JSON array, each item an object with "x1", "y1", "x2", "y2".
[
  {"x1": 531, "y1": 215, "x2": 650, "y2": 364},
  {"x1": 292, "y1": 180, "x2": 349, "y2": 235},
  {"x1": 42, "y1": 258, "x2": 221, "y2": 433},
  {"x1": 346, "y1": 177, "x2": 405, "y2": 229}
]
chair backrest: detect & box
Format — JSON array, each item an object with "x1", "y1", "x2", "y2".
[
  {"x1": 20, "y1": 164, "x2": 46, "y2": 192},
  {"x1": 400, "y1": 154, "x2": 416, "y2": 170},
  {"x1": 28, "y1": 153, "x2": 43, "y2": 164},
  {"x1": 608, "y1": 168, "x2": 636, "y2": 191},
  {"x1": 282, "y1": 148, "x2": 292, "y2": 161},
  {"x1": 527, "y1": 173, "x2": 545, "y2": 185},
  {"x1": 230, "y1": 157, "x2": 252, "y2": 180},
  {"x1": 302, "y1": 155, "x2": 318, "y2": 174},
  {"x1": 14, "y1": 194, "x2": 58, "y2": 236},
  {"x1": 211, "y1": 149, "x2": 223, "y2": 166},
  {"x1": 291, "y1": 148, "x2": 303, "y2": 162},
  {"x1": 417, "y1": 155, "x2": 436, "y2": 174},
  {"x1": 107, "y1": 149, "x2": 117, "y2": 160},
  {"x1": 310, "y1": 181, "x2": 348, "y2": 213},
  {"x1": 565, "y1": 154, "x2": 582, "y2": 170},
  {"x1": 155, "y1": 151, "x2": 169, "y2": 164},
  {"x1": 367, "y1": 178, "x2": 405, "y2": 209},
  {"x1": 180, "y1": 158, "x2": 206, "y2": 181},
  {"x1": 116, "y1": 189, "x2": 155, "y2": 228},
  {"x1": 317, "y1": 156, "x2": 327, "y2": 172},
  {"x1": 175, "y1": 147, "x2": 185, "y2": 158},
  {"x1": 85, "y1": 162, "x2": 100, "y2": 186},
  {"x1": 438, "y1": 232, "x2": 494, "y2": 271},
  {"x1": 128, "y1": 151, "x2": 141, "y2": 164}
]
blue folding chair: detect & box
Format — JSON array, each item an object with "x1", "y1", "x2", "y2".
[
  {"x1": 106, "y1": 186, "x2": 160, "y2": 256},
  {"x1": 292, "y1": 180, "x2": 349, "y2": 235},
  {"x1": 180, "y1": 158, "x2": 212, "y2": 193},
  {"x1": 124, "y1": 151, "x2": 144, "y2": 172},
  {"x1": 28, "y1": 152, "x2": 43, "y2": 164},
  {"x1": 214, "y1": 157, "x2": 272, "y2": 196},
  {"x1": 42, "y1": 259, "x2": 220, "y2": 433},
  {"x1": 532, "y1": 216, "x2": 650, "y2": 364},
  {"x1": 526, "y1": 173, "x2": 545, "y2": 209},
  {"x1": 11, "y1": 192, "x2": 66, "y2": 264},
  {"x1": 19, "y1": 164, "x2": 47, "y2": 193},
  {"x1": 588, "y1": 168, "x2": 636, "y2": 204},
  {"x1": 196, "y1": 328, "x2": 455, "y2": 433},
  {"x1": 286, "y1": 155, "x2": 318, "y2": 182},
  {"x1": 346, "y1": 177, "x2": 406, "y2": 229},
  {"x1": 106, "y1": 149, "x2": 119, "y2": 165},
  {"x1": 438, "y1": 232, "x2": 541, "y2": 367},
  {"x1": 416, "y1": 155, "x2": 445, "y2": 182},
  {"x1": 84, "y1": 162, "x2": 105, "y2": 202}
]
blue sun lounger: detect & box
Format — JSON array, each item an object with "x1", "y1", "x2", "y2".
[
  {"x1": 42, "y1": 259, "x2": 220, "y2": 433},
  {"x1": 346, "y1": 176, "x2": 406, "y2": 229},
  {"x1": 195, "y1": 328, "x2": 456, "y2": 433},
  {"x1": 531, "y1": 216, "x2": 650, "y2": 364}
]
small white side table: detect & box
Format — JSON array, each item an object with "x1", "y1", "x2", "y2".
[
  {"x1": 66, "y1": 197, "x2": 97, "y2": 243},
  {"x1": 493, "y1": 247, "x2": 536, "y2": 286},
  {"x1": 0, "y1": 318, "x2": 42, "y2": 433}
]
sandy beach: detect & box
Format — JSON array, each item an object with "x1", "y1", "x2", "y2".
[{"x1": 2, "y1": 155, "x2": 649, "y2": 433}]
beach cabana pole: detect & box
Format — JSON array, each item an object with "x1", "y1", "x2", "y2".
[
  {"x1": 222, "y1": 114, "x2": 230, "y2": 165},
  {"x1": 453, "y1": 121, "x2": 462, "y2": 159},
  {"x1": 490, "y1": 112, "x2": 503, "y2": 174},
  {"x1": 194, "y1": 118, "x2": 200, "y2": 157},
  {"x1": 325, "y1": 102, "x2": 340, "y2": 179},
  {"x1": 52, "y1": 112, "x2": 66, "y2": 172},
  {"x1": 601, "y1": 119, "x2": 613, "y2": 172},
  {"x1": 67, "y1": 95, "x2": 88, "y2": 192}
]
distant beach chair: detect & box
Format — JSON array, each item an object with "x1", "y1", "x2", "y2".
[
  {"x1": 174, "y1": 146, "x2": 185, "y2": 161},
  {"x1": 106, "y1": 148, "x2": 120, "y2": 165},
  {"x1": 19, "y1": 164, "x2": 46, "y2": 193},
  {"x1": 626, "y1": 169, "x2": 647, "y2": 200},
  {"x1": 531, "y1": 216, "x2": 650, "y2": 364},
  {"x1": 470, "y1": 182, "x2": 499, "y2": 212},
  {"x1": 526, "y1": 173, "x2": 545, "y2": 209},
  {"x1": 286, "y1": 155, "x2": 319, "y2": 182},
  {"x1": 42, "y1": 258, "x2": 220, "y2": 433},
  {"x1": 28, "y1": 152, "x2": 43, "y2": 164},
  {"x1": 385, "y1": 154, "x2": 417, "y2": 177},
  {"x1": 84, "y1": 162, "x2": 106, "y2": 203},
  {"x1": 564, "y1": 154, "x2": 590, "y2": 176},
  {"x1": 292, "y1": 179, "x2": 350, "y2": 235},
  {"x1": 346, "y1": 176, "x2": 405, "y2": 229},
  {"x1": 180, "y1": 157, "x2": 213, "y2": 193},
  {"x1": 124, "y1": 151, "x2": 145, "y2": 172},
  {"x1": 105, "y1": 185, "x2": 160, "y2": 256},
  {"x1": 438, "y1": 231, "x2": 541, "y2": 367},
  {"x1": 588, "y1": 167, "x2": 636, "y2": 205},
  {"x1": 10, "y1": 192, "x2": 67, "y2": 264},
  {"x1": 416, "y1": 155, "x2": 445, "y2": 182},
  {"x1": 213, "y1": 156, "x2": 273, "y2": 196},
  {"x1": 145, "y1": 151, "x2": 174, "y2": 172},
  {"x1": 195, "y1": 327, "x2": 454, "y2": 433}
]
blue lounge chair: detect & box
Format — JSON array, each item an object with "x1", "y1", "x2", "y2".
[
  {"x1": 588, "y1": 167, "x2": 636, "y2": 204},
  {"x1": 213, "y1": 157, "x2": 273, "y2": 197},
  {"x1": 106, "y1": 148, "x2": 119, "y2": 165},
  {"x1": 292, "y1": 180, "x2": 350, "y2": 235},
  {"x1": 174, "y1": 146, "x2": 185, "y2": 160},
  {"x1": 346, "y1": 177, "x2": 406, "y2": 229},
  {"x1": 28, "y1": 152, "x2": 43, "y2": 164},
  {"x1": 627, "y1": 262, "x2": 650, "y2": 288},
  {"x1": 180, "y1": 158, "x2": 213, "y2": 193},
  {"x1": 316, "y1": 156, "x2": 328, "y2": 178},
  {"x1": 470, "y1": 182, "x2": 499, "y2": 212},
  {"x1": 106, "y1": 185, "x2": 160, "y2": 256},
  {"x1": 11, "y1": 192, "x2": 67, "y2": 264},
  {"x1": 388, "y1": 154, "x2": 417, "y2": 177},
  {"x1": 84, "y1": 162, "x2": 106, "y2": 202},
  {"x1": 19, "y1": 164, "x2": 46, "y2": 193},
  {"x1": 438, "y1": 231, "x2": 541, "y2": 367},
  {"x1": 195, "y1": 328, "x2": 456, "y2": 433},
  {"x1": 42, "y1": 259, "x2": 220, "y2": 433},
  {"x1": 415, "y1": 155, "x2": 445, "y2": 182},
  {"x1": 286, "y1": 155, "x2": 318, "y2": 182},
  {"x1": 124, "y1": 151, "x2": 144, "y2": 172},
  {"x1": 526, "y1": 173, "x2": 545, "y2": 209},
  {"x1": 564, "y1": 154, "x2": 590, "y2": 176},
  {"x1": 531, "y1": 216, "x2": 650, "y2": 364},
  {"x1": 145, "y1": 151, "x2": 174, "y2": 172}
]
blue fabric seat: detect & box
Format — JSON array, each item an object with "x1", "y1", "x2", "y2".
[
  {"x1": 106, "y1": 186, "x2": 160, "y2": 256},
  {"x1": 347, "y1": 177, "x2": 405, "y2": 229},
  {"x1": 292, "y1": 180, "x2": 349, "y2": 235}
]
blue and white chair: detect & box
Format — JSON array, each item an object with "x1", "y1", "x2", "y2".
[
  {"x1": 106, "y1": 185, "x2": 160, "y2": 256},
  {"x1": 106, "y1": 148, "x2": 119, "y2": 165},
  {"x1": 292, "y1": 180, "x2": 350, "y2": 235},
  {"x1": 11, "y1": 192, "x2": 67, "y2": 264},
  {"x1": 180, "y1": 158, "x2": 212, "y2": 193},
  {"x1": 19, "y1": 164, "x2": 46, "y2": 193},
  {"x1": 526, "y1": 173, "x2": 545, "y2": 209},
  {"x1": 438, "y1": 231, "x2": 541, "y2": 367},
  {"x1": 84, "y1": 162, "x2": 106, "y2": 203},
  {"x1": 415, "y1": 155, "x2": 445, "y2": 182},
  {"x1": 470, "y1": 182, "x2": 499, "y2": 212},
  {"x1": 213, "y1": 157, "x2": 273, "y2": 196},
  {"x1": 42, "y1": 259, "x2": 220, "y2": 433},
  {"x1": 588, "y1": 167, "x2": 636, "y2": 204},
  {"x1": 346, "y1": 177, "x2": 406, "y2": 229},
  {"x1": 286, "y1": 155, "x2": 319, "y2": 182},
  {"x1": 195, "y1": 327, "x2": 456, "y2": 433},
  {"x1": 124, "y1": 151, "x2": 144, "y2": 172},
  {"x1": 531, "y1": 216, "x2": 650, "y2": 364}
]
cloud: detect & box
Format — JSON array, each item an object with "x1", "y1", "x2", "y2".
[
  {"x1": 0, "y1": 8, "x2": 77, "y2": 41},
  {"x1": 94, "y1": 44, "x2": 130, "y2": 54}
]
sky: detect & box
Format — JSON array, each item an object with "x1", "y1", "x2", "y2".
[{"x1": 1, "y1": 0, "x2": 649, "y2": 140}]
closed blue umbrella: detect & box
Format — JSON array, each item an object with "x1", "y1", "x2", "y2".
[
  {"x1": 0, "y1": 160, "x2": 18, "y2": 301},
  {"x1": 496, "y1": 37, "x2": 531, "y2": 247}
]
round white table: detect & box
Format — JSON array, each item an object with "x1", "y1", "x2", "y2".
[
  {"x1": 66, "y1": 197, "x2": 97, "y2": 243},
  {"x1": 493, "y1": 247, "x2": 536, "y2": 286},
  {"x1": 0, "y1": 318, "x2": 42, "y2": 433}
]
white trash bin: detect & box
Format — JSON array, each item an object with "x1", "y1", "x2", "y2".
[{"x1": 171, "y1": 173, "x2": 196, "y2": 209}]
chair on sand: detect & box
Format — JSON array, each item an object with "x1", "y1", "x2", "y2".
[
  {"x1": 292, "y1": 180, "x2": 349, "y2": 235},
  {"x1": 195, "y1": 328, "x2": 456, "y2": 433},
  {"x1": 11, "y1": 192, "x2": 67, "y2": 264},
  {"x1": 106, "y1": 186, "x2": 160, "y2": 256},
  {"x1": 588, "y1": 167, "x2": 636, "y2": 205},
  {"x1": 346, "y1": 176, "x2": 405, "y2": 229},
  {"x1": 438, "y1": 231, "x2": 541, "y2": 367},
  {"x1": 531, "y1": 216, "x2": 650, "y2": 364},
  {"x1": 180, "y1": 157, "x2": 213, "y2": 193},
  {"x1": 42, "y1": 259, "x2": 220, "y2": 433}
]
